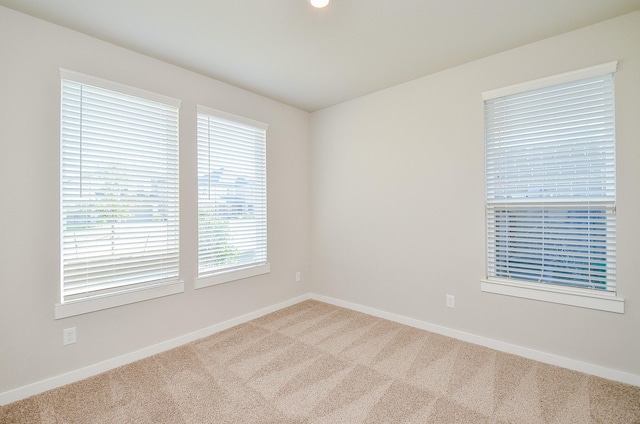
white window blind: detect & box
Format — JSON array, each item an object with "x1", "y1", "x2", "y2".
[
  {"x1": 197, "y1": 106, "x2": 268, "y2": 278},
  {"x1": 484, "y1": 68, "x2": 616, "y2": 293},
  {"x1": 60, "y1": 71, "x2": 180, "y2": 304}
]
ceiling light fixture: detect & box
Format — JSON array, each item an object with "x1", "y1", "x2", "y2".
[{"x1": 309, "y1": 0, "x2": 330, "y2": 8}]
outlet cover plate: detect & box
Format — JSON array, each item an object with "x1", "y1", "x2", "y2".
[
  {"x1": 446, "y1": 295, "x2": 455, "y2": 308},
  {"x1": 63, "y1": 327, "x2": 76, "y2": 345}
]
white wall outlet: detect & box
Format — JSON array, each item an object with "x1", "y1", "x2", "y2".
[
  {"x1": 63, "y1": 327, "x2": 76, "y2": 345},
  {"x1": 295, "y1": 271, "x2": 301, "y2": 282},
  {"x1": 446, "y1": 295, "x2": 455, "y2": 308}
]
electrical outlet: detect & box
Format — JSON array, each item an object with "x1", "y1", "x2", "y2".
[
  {"x1": 446, "y1": 295, "x2": 455, "y2": 308},
  {"x1": 63, "y1": 327, "x2": 76, "y2": 345},
  {"x1": 295, "y1": 271, "x2": 301, "y2": 282}
]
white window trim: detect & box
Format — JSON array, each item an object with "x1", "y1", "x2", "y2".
[
  {"x1": 55, "y1": 280, "x2": 184, "y2": 319},
  {"x1": 197, "y1": 105, "x2": 268, "y2": 131},
  {"x1": 57, "y1": 69, "x2": 182, "y2": 319},
  {"x1": 481, "y1": 61, "x2": 624, "y2": 313},
  {"x1": 59, "y1": 69, "x2": 181, "y2": 107},
  {"x1": 195, "y1": 105, "x2": 269, "y2": 289},
  {"x1": 481, "y1": 61, "x2": 617, "y2": 100},
  {"x1": 481, "y1": 279, "x2": 623, "y2": 313},
  {"x1": 194, "y1": 263, "x2": 270, "y2": 289}
]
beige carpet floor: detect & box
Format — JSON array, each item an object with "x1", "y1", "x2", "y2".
[{"x1": 1, "y1": 300, "x2": 639, "y2": 423}]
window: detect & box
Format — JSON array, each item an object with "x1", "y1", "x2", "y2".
[
  {"x1": 481, "y1": 62, "x2": 623, "y2": 313},
  {"x1": 195, "y1": 106, "x2": 269, "y2": 288},
  {"x1": 58, "y1": 70, "x2": 182, "y2": 318}
]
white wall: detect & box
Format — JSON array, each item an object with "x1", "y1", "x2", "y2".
[
  {"x1": 310, "y1": 12, "x2": 640, "y2": 376},
  {"x1": 0, "y1": 6, "x2": 310, "y2": 394}
]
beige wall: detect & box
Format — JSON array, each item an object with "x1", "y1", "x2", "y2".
[
  {"x1": 0, "y1": 6, "x2": 310, "y2": 393},
  {"x1": 310, "y1": 12, "x2": 640, "y2": 375}
]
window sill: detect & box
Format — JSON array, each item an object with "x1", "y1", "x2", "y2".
[
  {"x1": 481, "y1": 278, "x2": 624, "y2": 313},
  {"x1": 55, "y1": 280, "x2": 184, "y2": 319},
  {"x1": 195, "y1": 263, "x2": 270, "y2": 289}
]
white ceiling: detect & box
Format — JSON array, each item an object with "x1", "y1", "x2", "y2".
[{"x1": 2, "y1": 0, "x2": 639, "y2": 111}]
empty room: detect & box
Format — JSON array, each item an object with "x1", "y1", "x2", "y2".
[{"x1": 0, "y1": 0, "x2": 639, "y2": 422}]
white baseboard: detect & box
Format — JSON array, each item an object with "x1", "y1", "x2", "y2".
[
  {"x1": 2, "y1": 291, "x2": 637, "y2": 406},
  {"x1": 310, "y1": 293, "x2": 640, "y2": 387},
  {"x1": 0, "y1": 294, "x2": 311, "y2": 406}
]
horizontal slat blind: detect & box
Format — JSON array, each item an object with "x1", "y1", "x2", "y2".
[
  {"x1": 197, "y1": 107, "x2": 267, "y2": 276},
  {"x1": 485, "y1": 72, "x2": 616, "y2": 292},
  {"x1": 61, "y1": 77, "x2": 179, "y2": 302}
]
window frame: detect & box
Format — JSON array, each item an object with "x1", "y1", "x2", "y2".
[
  {"x1": 194, "y1": 105, "x2": 269, "y2": 289},
  {"x1": 56, "y1": 69, "x2": 183, "y2": 319},
  {"x1": 481, "y1": 62, "x2": 624, "y2": 313}
]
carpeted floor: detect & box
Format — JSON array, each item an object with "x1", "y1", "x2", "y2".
[{"x1": 1, "y1": 300, "x2": 639, "y2": 423}]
